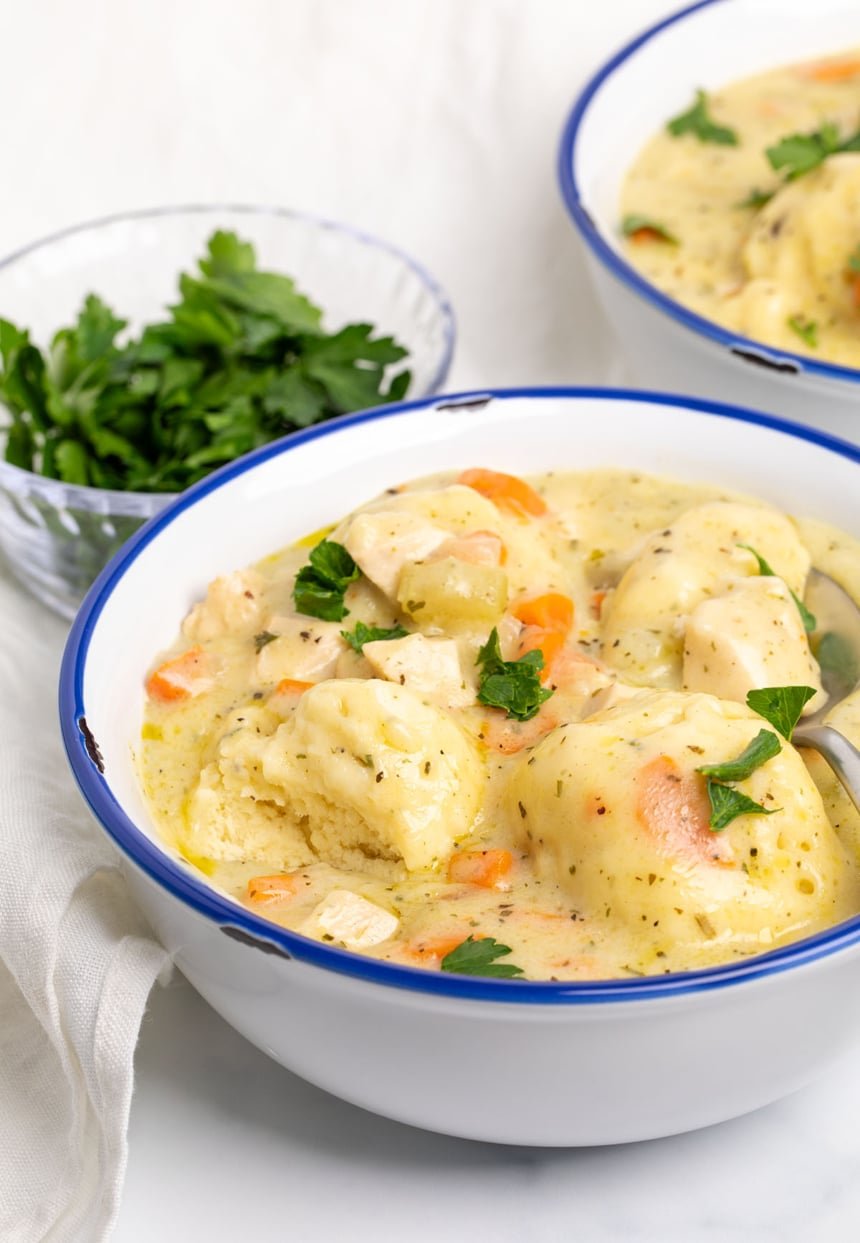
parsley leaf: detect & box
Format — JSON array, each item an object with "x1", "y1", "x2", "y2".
[
  {"x1": 340, "y1": 621, "x2": 409, "y2": 654},
  {"x1": 787, "y1": 315, "x2": 818, "y2": 349},
  {"x1": 253, "y1": 630, "x2": 279, "y2": 653},
  {"x1": 736, "y1": 187, "x2": 774, "y2": 210},
  {"x1": 746, "y1": 685, "x2": 817, "y2": 740},
  {"x1": 696, "y1": 729, "x2": 782, "y2": 782},
  {"x1": 0, "y1": 230, "x2": 412, "y2": 515},
  {"x1": 706, "y1": 781, "x2": 780, "y2": 831},
  {"x1": 667, "y1": 90, "x2": 738, "y2": 146},
  {"x1": 475, "y1": 628, "x2": 553, "y2": 722},
  {"x1": 737, "y1": 543, "x2": 817, "y2": 632},
  {"x1": 621, "y1": 214, "x2": 678, "y2": 244},
  {"x1": 848, "y1": 245, "x2": 860, "y2": 275},
  {"x1": 440, "y1": 936, "x2": 525, "y2": 979},
  {"x1": 293, "y1": 539, "x2": 360, "y2": 622},
  {"x1": 766, "y1": 122, "x2": 845, "y2": 180}
]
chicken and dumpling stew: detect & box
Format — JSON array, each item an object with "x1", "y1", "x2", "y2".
[{"x1": 139, "y1": 467, "x2": 860, "y2": 980}]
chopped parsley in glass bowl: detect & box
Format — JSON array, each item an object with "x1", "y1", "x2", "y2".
[{"x1": 0, "y1": 205, "x2": 455, "y2": 618}]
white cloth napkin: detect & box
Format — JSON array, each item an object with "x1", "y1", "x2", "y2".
[{"x1": 0, "y1": 566, "x2": 169, "y2": 1243}]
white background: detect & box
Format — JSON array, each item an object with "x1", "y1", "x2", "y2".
[{"x1": 3, "y1": 1, "x2": 860, "y2": 1239}]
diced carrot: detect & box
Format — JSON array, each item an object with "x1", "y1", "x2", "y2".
[
  {"x1": 480, "y1": 710, "x2": 558, "y2": 754},
  {"x1": 800, "y1": 58, "x2": 860, "y2": 82},
  {"x1": 635, "y1": 755, "x2": 733, "y2": 865},
  {"x1": 145, "y1": 646, "x2": 212, "y2": 702},
  {"x1": 400, "y1": 932, "x2": 476, "y2": 965},
  {"x1": 246, "y1": 873, "x2": 306, "y2": 905},
  {"x1": 591, "y1": 590, "x2": 606, "y2": 619},
  {"x1": 433, "y1": 529, "x2": 506, "y2": 567},
  {"x1": 517, "y1": 626, "x2": 565, "y2": 679},
  {"x1": 458, "y1": 468, "x2": 547, "y2": 518},
  {"x1": 512, "y1": 593, "x2": 574, "y2": 633},
  {"x1": 511, "y1": 594, "x2": 575, "y2": 683},
  {"x1": 447, "y1": 848, "x2": 514, "y2": 889},
  {"x1": 273, "y1": 678, "x2": 314, "y2": 697},
  {"x1": 851, "y1": 273, "x2": 860, "y2": 311},
  {"x1": 632, "y1": 227, "x2": 665, "y2": 244}
]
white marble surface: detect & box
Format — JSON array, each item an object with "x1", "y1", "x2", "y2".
[{"x1": 3, "y1": 0, "x2": 860, "y2": 1237}]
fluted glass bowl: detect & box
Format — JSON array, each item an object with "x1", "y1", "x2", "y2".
[{"x1": 0, "y1": 205, "x2": 455, "y2": 618}]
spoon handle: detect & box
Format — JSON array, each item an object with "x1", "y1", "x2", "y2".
[{"x1": 794, "y1": 724, "x2": 860, "y2": 814}]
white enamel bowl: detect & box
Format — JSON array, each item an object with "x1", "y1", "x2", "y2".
[
  {"x1": 559, "y1": 0, "x2": 860, "y2": 444},
  {"x1": 61, "y1": 389, "x2": 860, "y2": 1147}
]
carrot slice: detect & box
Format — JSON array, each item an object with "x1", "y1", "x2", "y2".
[
  {"x1": 273, "y1": 678, "x2": 314, "y2": 697},
  {"x1": 447, "y1": 848, "x2": 513, "y2": 889},
  {"x1": 400, "y1": 932, "x2": 476, "y2": 964},
  {"x1": 480, "y1": 710, "x2": 557, "y2": 754},
  {"x1": 511, "y1": 593, "x2": 574, "y2": 682},
  {"x1": 630, "y1": 227, "x2": 669, "y2": 244},
  {"x1": 247, "y1": 873, "x2": 305, "y2": 905},
  {"x1": 635, "y1": 755, "x2": 732, "y2": 865},
  {"x1": 145, "y1": 646, "x2": 212, "y2": 702},
  {"x1": 458, "y1": 468, "x2": 547, "y2": 518},
  {"x1": 800, "y1": 58, "x2": 860, "y2": 82},
  {"x1": 851, "y1": 273, "x2": 860, "y2": 311},
  {"x1": 513, "y1": 592, "x2": 574, "y2": 633},
  {"x1": 516, "y1": 626, "x2": 565, "y2": 679}
]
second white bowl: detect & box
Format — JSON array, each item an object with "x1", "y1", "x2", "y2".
[{"x1": 559, "y1": 0, "x2": 860, "y2": 444}]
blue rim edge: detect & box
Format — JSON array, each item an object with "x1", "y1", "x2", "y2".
[
  {"x1": 60, "y1": 386, "x2": 860, "y2": 1005},
  {"x1": 557, "y1": 0, "x2": 860, "y2": 388}
]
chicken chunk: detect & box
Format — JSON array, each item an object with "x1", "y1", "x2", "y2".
[
  {"x1": 182, "y1": 569, "x2": 266, "y2": 641},
  {"x1": 256, "y1": 616, "x2": 345, "y2": 684},
  {"x1": 683, "y1": 576, "x2": 825, "y2": 712},
  {"x1": 303, "y1": 889, "x2": 399, "y2": 950},
  {"x1": 363, "y1": 633, "x2": 474, "y2": 709},
  {"x1": 341, "y1": 511, "x2": 448, "y2": 598}
]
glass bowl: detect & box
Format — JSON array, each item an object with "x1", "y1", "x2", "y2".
[{"x1": 0, "y1": 204, "x2": 456, "y2": 619}]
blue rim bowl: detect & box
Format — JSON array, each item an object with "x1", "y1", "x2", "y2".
[
  {"x1": 60, "y1": 386, "x2": 860, "y2": 1005},
  {"x1": 557, "y1": 0, "x2": 860, "y2": 388}
]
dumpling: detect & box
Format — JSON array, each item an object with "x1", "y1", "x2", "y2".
[
  {"x1": 260, "y1": 679, "x2": 484, "y2": 872},
  {"x1": 506, "y1": 690, "x2": 856, "y2": 966},
  {"x1": 738, "y1": 153, "x2": 860, "y2": 345}
]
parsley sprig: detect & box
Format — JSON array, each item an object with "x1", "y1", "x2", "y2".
[
  {"x1": 737, "y1": 543, "x2": 817, "y2": 633},
  {"x1": 293, "y1": 539, "x2": 360, "y2": 622},
  {"x1": 476, "y1": 628, "x2": 553, "y2": 722},
  {"x1": 696, "y1": 729, "x2": 783, "y2": 831},
  {"x1": 621, "y1": 214, "x2": 678, "y2": 244},
  {"x1": 440, "y1": 936, "x2": 525, "y2": 979},
  {"x1": 746, "y1": 685, "x2": 817, "y2": 740},
  {"x1": 667, "y1": 90, "x2": 738, "y2": 146},
  {"x1": 705, "y1": 783, "x2": 779, "y2": 832},
  {"x1": 340, "y1": 620, "x2": 408, "y2": 654},
  {"x1": 787, "y1": 315, "x2": 819, "y2": 350},
  {"x1": 766, "y1": 122, "x2": 860, "y2": 181},
  {"x1": 696, "y1": 729, "x2": 782, "y2": 782},
  {"x1": 0, "y1": 230, "x2": 410, "y2": 494}
]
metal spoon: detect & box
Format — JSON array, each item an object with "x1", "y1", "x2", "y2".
[{"x1": 792, "y1": 569, "x2": 860, "y2": 813}]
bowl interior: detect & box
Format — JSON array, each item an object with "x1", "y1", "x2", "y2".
[
  {"x1": 68, "y1": 391, "x2": 860, "y2": 966},
  {"x1": 572, "y1": 0, "x2": 860, "y2": 256}
]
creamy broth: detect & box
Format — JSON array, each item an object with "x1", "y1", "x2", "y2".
[
  {"x1": 139, "y1": 468, "x2": 860, "y2": 980},
  {"x1": 621, "y1": 50, "x2": 860, "y2": 366}
]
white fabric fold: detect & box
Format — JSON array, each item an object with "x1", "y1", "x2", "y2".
[{"x1": 0, "y1": 567, "x2": 169, "y2": 1243}]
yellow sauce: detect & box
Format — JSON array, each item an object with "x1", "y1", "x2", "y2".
[
  {"x1": 622, "y1": 50, "x2": 860, "y2": 366},
  {"x1": 138, "y1": 469, "x2": 860, "y2": 980}
]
